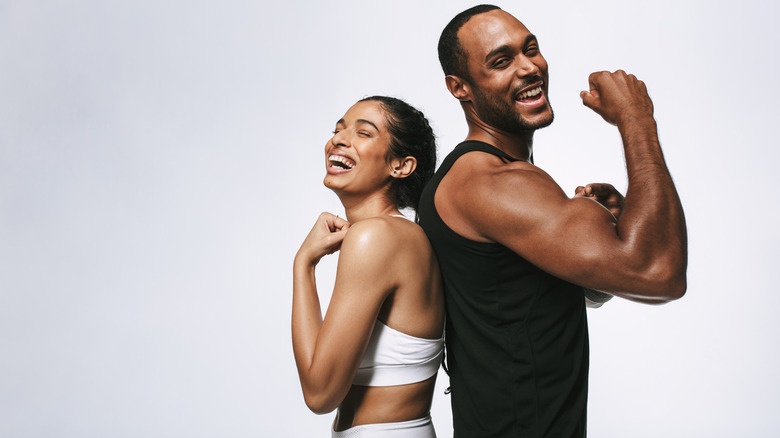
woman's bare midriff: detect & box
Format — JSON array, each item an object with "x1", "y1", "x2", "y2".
[{"x1": 333, "y1": 375, "x2": 437, "y2": 431}]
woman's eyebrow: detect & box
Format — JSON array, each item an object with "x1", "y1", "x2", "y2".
[{"x1": 356, "y1": 119, "x2": 379, "y2": 131}]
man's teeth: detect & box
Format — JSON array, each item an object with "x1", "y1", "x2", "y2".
[
  {"x1": 329, "y1": 155, "x2": 354, "y2": 169},
  {"x1": 517, "y1": 87, "x2": 542, "y2": 100}
]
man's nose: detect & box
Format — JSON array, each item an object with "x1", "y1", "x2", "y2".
[{"x1": 515, "y1": 55, "x2": 540, "y2": 77}]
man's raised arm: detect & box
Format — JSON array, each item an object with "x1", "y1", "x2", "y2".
[
  {"x1": 451, "y1": 70, "x2": 687, "y2": 303},
  {"x1": 580, "y1": 70, "x2": 687, "y2": 301}
]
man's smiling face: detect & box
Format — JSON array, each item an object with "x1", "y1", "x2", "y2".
[{"x1": 458, "y1": 10, "x2": 554, "y2": 133}]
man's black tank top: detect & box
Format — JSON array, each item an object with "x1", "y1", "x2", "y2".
[{"x1": 418, "y1": 141, "x2": 589, "y2": 438}]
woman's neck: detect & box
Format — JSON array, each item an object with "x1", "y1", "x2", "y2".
[{"x1": 339, "y1": 192, "x2": 399, "y2": 223}]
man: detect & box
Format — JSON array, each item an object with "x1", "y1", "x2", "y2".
[{"x1": 418, "y1": 5, "x2": 687, "y2": 437}]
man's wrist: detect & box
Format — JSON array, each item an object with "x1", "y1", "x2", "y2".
[{"x1": 618, "y1": 114, "x2": 657, "y2": 139}]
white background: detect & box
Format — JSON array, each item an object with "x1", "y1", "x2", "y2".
[{"x1": 2, "y1": 1, "x2": 778, "y2": 436}]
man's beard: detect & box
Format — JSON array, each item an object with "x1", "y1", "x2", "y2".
[{"x1": 471, "y1": 84, "x2": 554, "y2": 133}]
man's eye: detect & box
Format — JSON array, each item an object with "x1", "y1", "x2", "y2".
[
  {"x1": 526, "y1": 46, "x2": 539, "y2": 56},
  {"x1": 493, "y1": 58, "x2": 510, "y2": 68}
]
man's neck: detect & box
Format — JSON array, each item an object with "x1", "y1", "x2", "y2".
[
  {"x1": 464, "y1": 125, "x2": 534, "y2": 163},
  {"x1": 462, "y1": 109, "x2": 535, "y2": 162}
]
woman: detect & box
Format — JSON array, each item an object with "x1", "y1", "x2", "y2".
[{"x1": 292, "y1": 96, "x2": 444, "y2": 437}]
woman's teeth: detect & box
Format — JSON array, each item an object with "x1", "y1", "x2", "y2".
[{"x1": 329, "y1": 155, "x2": 354, "y2": 169}]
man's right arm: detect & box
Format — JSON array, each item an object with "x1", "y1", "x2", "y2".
[
  {"x1": 580, "y1": 70, "x2": 687, "y2": 301},
  {"x1": 445, "y1": 71, "x2": 686, "y2": 303}
]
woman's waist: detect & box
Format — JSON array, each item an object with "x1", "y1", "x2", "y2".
[{"x1": 335, "y1": 377, "x2": 436, "y2": 432}]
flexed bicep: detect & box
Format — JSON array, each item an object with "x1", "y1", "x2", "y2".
[{"x1": 471, "y1": 165, "x2": 673, "y2": 302}]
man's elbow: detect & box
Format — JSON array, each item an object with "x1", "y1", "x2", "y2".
[
  {"x1": 642, "y1": 264, "x2": 687, "y2": 303},
  {"x1": 664, "y1": 272, "x2": 687, "y2": 301}
]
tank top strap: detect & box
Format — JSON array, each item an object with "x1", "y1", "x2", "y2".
[{"x1": 446, "y1": 140, "x2": 521, "y2": 166}]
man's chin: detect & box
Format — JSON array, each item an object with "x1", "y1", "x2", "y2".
[
  {"x1": 531, "y1": 112, "x2": 554, "y2": 130},
  {"x1": 518, "y1": 108, "x2": 554, "y2": 131}
]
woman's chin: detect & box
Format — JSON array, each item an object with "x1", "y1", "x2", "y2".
[{"x1": 323, "y1": 176, "x2": 343, "y2": 192}]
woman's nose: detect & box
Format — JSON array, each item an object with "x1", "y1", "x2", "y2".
[{"x1": 330, "y1": 130, "x2": 350, "y2": 148}]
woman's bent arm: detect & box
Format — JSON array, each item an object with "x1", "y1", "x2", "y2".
[{"x1": 292, "y1": 216, "x2": 398, "y2": 414}]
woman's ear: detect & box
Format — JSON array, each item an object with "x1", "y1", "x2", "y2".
[{"x1": 390, "y1": 156, "x2": 417, "y2": 179}]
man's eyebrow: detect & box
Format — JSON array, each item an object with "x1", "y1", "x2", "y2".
[{"x1": 484, "y1": 34, "x2": 538, "y2": 62}]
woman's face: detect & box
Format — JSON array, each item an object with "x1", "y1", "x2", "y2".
[{"x1": 323, "y1": 100, "x2": 394, "y2": 197}]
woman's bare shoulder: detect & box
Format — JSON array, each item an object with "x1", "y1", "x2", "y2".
[{"x1": 341, "y1": 216, "x2": 428, "y2": 255}]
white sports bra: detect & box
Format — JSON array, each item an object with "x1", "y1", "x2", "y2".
[{"x1": 353, "y1": 320, "x2": 444, "y2": 387}]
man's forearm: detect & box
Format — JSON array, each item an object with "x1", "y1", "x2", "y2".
[{"x1": 616, "y1": 117, "x2": 687, "y2": 299}]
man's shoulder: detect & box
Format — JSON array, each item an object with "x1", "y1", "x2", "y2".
[
  {"x1": 438, "y1": 140, "x2": 545, "y2": 176},
  {"x1": 447, "y1": 151, "x2": 550, "y2": 195},
  {"x1": 426, "y1": 142, "x2": 559, "y2": 215},
  {"x1": 423, "y1": 142, "x2": 562, "y2": 242}
]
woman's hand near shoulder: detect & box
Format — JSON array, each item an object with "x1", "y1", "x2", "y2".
[{"x1": 294, "y1": 212, "x2": 351, "y2": 269}]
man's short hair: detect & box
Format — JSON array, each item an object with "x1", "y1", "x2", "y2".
[{"x1": 438, "y1": 4, "x2": 502, "y2": 81}]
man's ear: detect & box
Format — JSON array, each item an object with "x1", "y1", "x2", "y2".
[
  {"x1": 390, "y1": 156, "x2": 417, "y2": 179},
  {"x1": 445, "y1": 75, "x2": 472, "y2": 102}
]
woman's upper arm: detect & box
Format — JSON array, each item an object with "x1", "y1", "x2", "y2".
[{"x1": 302, "y1": 221, "x2": 396, "y2": 410}]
